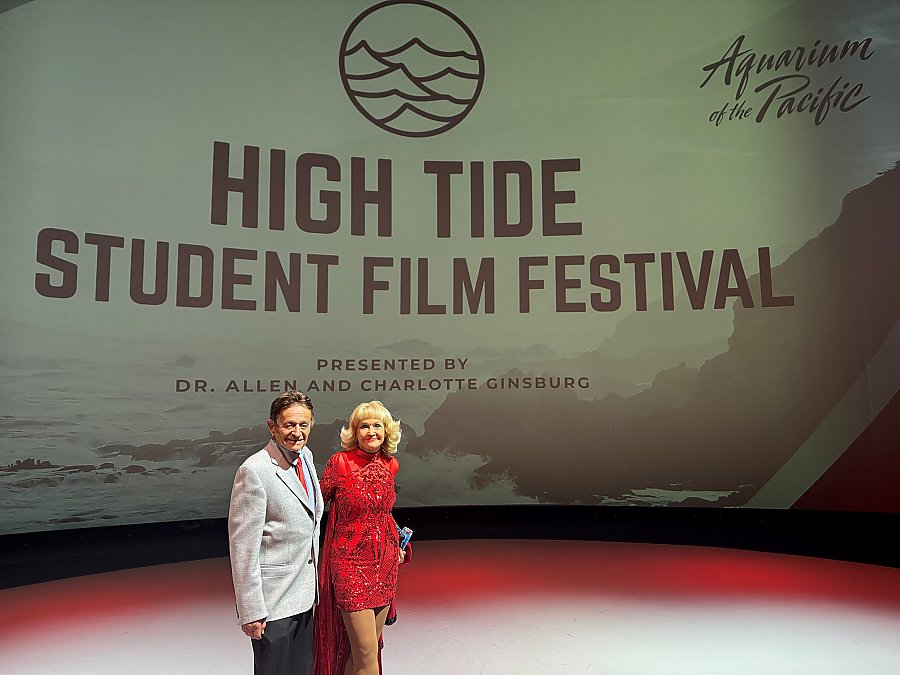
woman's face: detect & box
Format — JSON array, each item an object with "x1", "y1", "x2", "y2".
[{"x1": 356, "y1": 417, "x2": 385, "y2": 453}]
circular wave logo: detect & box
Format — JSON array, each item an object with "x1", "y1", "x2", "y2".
[{"x1": 339, "y1": 0, "x2": 485, "y2": 138}]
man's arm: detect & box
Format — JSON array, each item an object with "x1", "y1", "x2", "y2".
[{"x1": 228, "y1": 463, "x2": 269, "y2": 627}]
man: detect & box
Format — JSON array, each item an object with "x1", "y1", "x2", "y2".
[{"x1": 229, "y1": 391, "x2": 324, "y2": 675}]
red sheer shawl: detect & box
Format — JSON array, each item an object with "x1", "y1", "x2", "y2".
[{"x1": 313, "y1": 505, "x2": 350, "y2": 675}]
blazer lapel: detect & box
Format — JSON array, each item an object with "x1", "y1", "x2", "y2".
[
  {"x1": 301, "y1": 448, "x2": 323, "y2": 521},
  {"x1": 274, "y1": 454, "x2": 313, "y2": 514}
]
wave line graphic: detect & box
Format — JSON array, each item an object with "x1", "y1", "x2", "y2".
[
  {"x1": 346, "y1": 37, "x2": 478, "y2": 61},
  {"x1": 418, "y1": 66, "x2": 480, "y2": 82},
  {"x1": 345, "y1": 64, "x2": 400, "y2": 81},
  {"x1": 376, "y1": 102, "x2": 462, "y2": 125},
  {"x1": 339, "y1": 7, "x2": 484, "y2": 136},
  {"x1": 347, "y1": 63, "x2": 479, "y2": 83},
  {"x1": 348, "y1": 87, "x2": 472, "y2": 106},
  {"x1": 346, "y1": 60, "x2": 472, "y2": 103}
]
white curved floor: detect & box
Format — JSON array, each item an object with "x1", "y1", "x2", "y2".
[{"x1": 2, "y1": 540, "x2": 899, "y2": 674}]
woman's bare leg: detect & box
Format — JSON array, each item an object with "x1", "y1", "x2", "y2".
[
  {"x1": 341, "y1": 606, "x2": 389, "y2": 675},
  {"x1": 343, "y1": 650, "x2": 352, "y2": 675},
  {"x1": 374, "y1": 604, "x2": 390, "y2": 642}
]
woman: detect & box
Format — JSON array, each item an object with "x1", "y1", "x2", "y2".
[{"x1": 314, "y1": 400, "x2": 407, "y2": 675}]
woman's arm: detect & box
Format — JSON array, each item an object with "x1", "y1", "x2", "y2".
[{"x1": 319, "y1": 452, "x2": 341, "y2": 504}]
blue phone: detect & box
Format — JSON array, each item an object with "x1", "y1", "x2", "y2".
[{"x1": 399, "y1": 526, "x2": 413, "y2": 549}]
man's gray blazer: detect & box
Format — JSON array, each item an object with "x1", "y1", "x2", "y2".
[{"x1": 228, "y1": 439, "x2": 324, "y2": 625}]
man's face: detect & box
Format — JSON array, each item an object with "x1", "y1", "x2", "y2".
[{"x1": 267, "y1": 404, "x2": 313, "y2": 452}]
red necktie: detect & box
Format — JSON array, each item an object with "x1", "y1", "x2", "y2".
[{"x1": 295, "y1": 460, "x2": 309, "y2": 497}]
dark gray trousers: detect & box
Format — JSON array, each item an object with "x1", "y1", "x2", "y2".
[{"x1": 251, "y1": 609, "x2": 314, "y2": 675}]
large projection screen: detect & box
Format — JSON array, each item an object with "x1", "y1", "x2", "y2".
[{"x1": 2, "y1": 0, "x2": 899, "y2": 535}]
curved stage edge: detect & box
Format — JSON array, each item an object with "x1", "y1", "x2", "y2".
[
  {"x1": 2, "y1": 540, "x2": 900, "y2": 674},
  {"x1": 2, "y1": 505, "x2": 898, "y2": 590}
]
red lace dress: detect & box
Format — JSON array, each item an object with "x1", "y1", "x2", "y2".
[{"x1": 314, "y1": 448, "x2": 400, "y2": 675}]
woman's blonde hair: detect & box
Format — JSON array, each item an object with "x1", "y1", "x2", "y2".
[{"x1": 340, "y1": 400, "x2": 401, "y2": 455}]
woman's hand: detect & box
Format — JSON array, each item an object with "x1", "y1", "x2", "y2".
[{"x1": 398, "y1": 548, "x2": 406, "y2": 563}]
